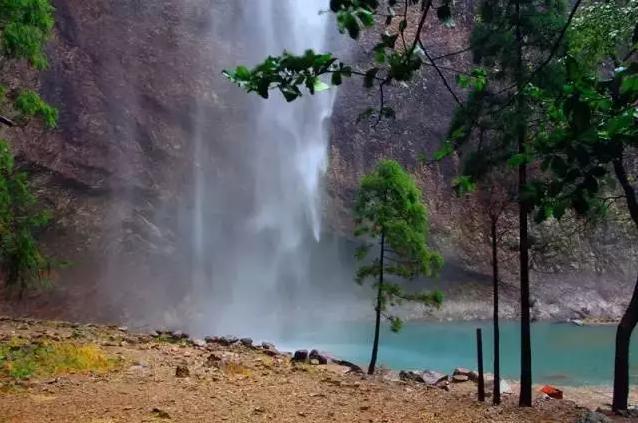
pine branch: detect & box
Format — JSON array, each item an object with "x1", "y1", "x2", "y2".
[{"x1": 494, "y1": 0, "x2": 584, "y2": 100}]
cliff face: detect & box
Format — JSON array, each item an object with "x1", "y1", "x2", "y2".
[
  {"x1": 1, "y1": 1, "x2": 636, "y2": 323},
  {"x1": 2, "y1": 0, "x2": 250, "y2": 320}
]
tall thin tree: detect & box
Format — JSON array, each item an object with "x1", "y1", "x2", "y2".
[{"x1": 354, "y1": 160, "x2": 443, "y2": 374}]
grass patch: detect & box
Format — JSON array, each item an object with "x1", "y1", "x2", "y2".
[
  {"x1": 0, "y1": 338, "x2": 117, "y2": 381},
  {"x1": 221, "y1": 361, "x2": 252, "y2": 377}
]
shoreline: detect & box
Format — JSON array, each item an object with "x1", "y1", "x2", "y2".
[{"x1": 1, "y1": 316, "x2": 636, "y2": 416}]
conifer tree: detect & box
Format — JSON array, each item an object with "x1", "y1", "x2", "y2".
[
  {"x1": 354, "y1": 160, "x2": 443, "y2": 374},
  {"x1": 444, "y1": 0, "x2": 570, "y2": 406},
  {"x1": 461, "y1": 171, "x2": 516, "y2": 405}
]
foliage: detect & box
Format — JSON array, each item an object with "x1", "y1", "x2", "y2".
[
  {"x1": 224, "y1": 0, "x2": 455, "y2": 120},
  {"x1": 530, "y1": 59, "x2": 638, "y2": 219},
  {"x1": 0, "y1": 0, "x2": 56, "y2": 293},
  {"x1": 15, "y1": 90, "x2": 58, "y2": 128},
  {"x1": 438, "y1": 0, "x2": 571, "y2": 407},
  {"x1": 525, "y1": 4, "x2": 638, "y2": 407},
  {"x1": 0, "y1": 0, "x2": 55, "y2": 69},
  {"x1": 438, "y1": 0, "x2": 569, "y2": 173},
  {"x1": 354, "y1": 160, "x2": 443, "y2": 332},
  {"x1": 525, "y1": 0, "x2": 638, "y2": 221},
  {"x1": 568, "y1": 0, "x2": 638, "y2": 67},
  {"x1": 0, "y1": 140, "x2": 51, "y2": 292},
  {"x1": 0, "y1": 338, "x2": 116, "y2": 381}
]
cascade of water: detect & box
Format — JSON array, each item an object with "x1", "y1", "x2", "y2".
[
  {"x1": 187, "y1": 0, "x2": 340, "y2": 338},
  {"x1": 252, "y1": 0, "x2": 335, "y2": 246}
]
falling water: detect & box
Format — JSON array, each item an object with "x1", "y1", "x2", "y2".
[
  {"x1": 251, "y1": 0, "x2": 335, "y2": 247},
  {"x1": 185, "y1": 0, "x2": 347, "y2": 339}
]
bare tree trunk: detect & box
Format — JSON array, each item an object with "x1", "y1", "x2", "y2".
[
  {"x1": 612, "y1": 275, "x2": 638, "y2": 412},
  {"x1": 515, "y1": 0, "x2": 532, "y2": 407},
  {"x1": 368, "y1": 231, "x2": 385, "y2": 375},
  {"x1": 612, "y1": 157, "x2": 638, "y2": 412},
  {"x1": 491, "y1": 218, "x2": 501, "y2": 405}
]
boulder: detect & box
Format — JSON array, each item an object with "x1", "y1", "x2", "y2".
[
  {"x1": 309, "y1": 350, "x2": 328, "y2": 365},
  {"x1": 539, "y1": 385, "x2": 563, "y2": 399},
  {"x1": 191, "y1": 338, "x2": 206, "y2": 348},
  {"x1": 205, "y1": 353, "x2": 222, "y2": 367},
  {"x1": 400, "y1": 370, "x2": 449, "y2": 385},
  {"x1": 170, "y1": 330, "x2": 189, "y2": 340},
  {"x1": 453, "y1": 368, "x2": 473, "y2": 377},
  {"x1": 500, "y1": 380, "x2": 512, "y2": 394},
  {"x1": 421, "y1": 370, "x2": 448, "y2": 386},
  {"x1": 399, "y1": 371, "x2": 425, "y2": 383},
  {"x1": 204, "y1": 336, "x2": 219, "y2": 344},
  {"x1": 218, "y1": 336, "x2": 239, "y2": 346},
  {"x1": 310, "y1": 359, "x2": 320, "y2": 365},
  {"x1": 577, "y1": 411, "x2": 612, "y2": 423},
  {"x1": 452, "y1": 374, "x2": 470, "y2": 383},
  {"x1": 175, "y1": 365, "x2": 190, "y2": 378},
  {"x1": 240, "y1": 338, "x2": 253, "y2": 347},
  {"x1": 152, "y1": 408, "x2": 171, "y2": 419},
  {"x1": 292, "y1": 350, "x2": 309, "y2": 362},
  {"x1": 262, "y1": 349, "x2": 279, "y2": 357},
  {"x1": 261, "y1": 342, "x2": 276, "y2": 350},
  {"x1": 332, "y1": 360, "x2": 364, "y2": 374},
  {"x1": 436, "y1": 380, "x2": 450, "y2": 391}
]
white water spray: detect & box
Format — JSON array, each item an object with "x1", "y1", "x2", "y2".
[{"x1": 187, "y1": 0, "x2": 341, "y2": 338}]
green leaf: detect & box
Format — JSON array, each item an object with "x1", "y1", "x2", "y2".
[
  {"x1": 507, "y1": 153, "x2": 531, "y2": 168},
  {"x1": 436, "y1": 5, "x2": 452, "y2": 22},
  {"x1": 381, "y1": 33, "x2": 399, "y2": 48},
  {"x1": 331, "y1": 72, "x2": 343, "y2": 86},
  {"x1": 364, "y1": 68, "x2": 379, "y2": 88},
  {"x1": 452, "y1": 175, "x2": 476, "y2": 196},
  {"x1": 434, "y1": 141, "x2": 454, "y2": 161},
  {"x1": 313, "y1": 80, "x2": 330, "y2": 93},
  {"x1": 620, "y1": 74, "x2": 638, "y2": 95},
  {"x1": 388, "y1": 316, "x2": 403, "y2": 333}
]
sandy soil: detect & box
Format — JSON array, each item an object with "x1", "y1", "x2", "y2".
[{"x1": 0, "y1": 317, "x2": 631, "y2": 423}]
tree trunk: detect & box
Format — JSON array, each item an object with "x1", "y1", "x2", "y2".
[
  {"x1": 612, "y1": 157, "x2": 638, "y2": 412},
  {"x1": 515, "y1": 0, "x2": 532, "y2": 407},
  {"x1": 368, "y1": 231, "x2": 385, "y2": 375},
  {"x1": 612, "y1": 275, "x2": 638, "y2": 412},
  {"x1": 491, "y1": 218, "x2": 501, "y2": 405}
]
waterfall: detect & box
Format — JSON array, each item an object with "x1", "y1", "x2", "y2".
[
  {"x1": 252, "y1": 0, "x2": 335, "y2": 247},
  {"x1": 186, "y1": 0, "x2": 342, "y2": 339}
]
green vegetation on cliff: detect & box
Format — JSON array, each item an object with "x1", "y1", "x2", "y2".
[{"x1": 0, "y1": 0, "x2": 56, "y2": 294}]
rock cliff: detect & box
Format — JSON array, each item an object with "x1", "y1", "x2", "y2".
[{"x1": 1, "y1": 0, "x2": 636, "y2": 323}]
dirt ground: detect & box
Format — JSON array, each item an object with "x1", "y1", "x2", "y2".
[{"x1": 0, "y1": 317, "x2": 631, "y2": 422}]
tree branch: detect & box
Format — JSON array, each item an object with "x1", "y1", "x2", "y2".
[
  {"x1": 0, "y1": 115, "x2": 15, "y2": 127},
  {"x1": 418, "y1": 39, "x2": 462, "y2": 105}
]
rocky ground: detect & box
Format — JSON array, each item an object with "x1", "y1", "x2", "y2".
[{"x1": 0, "y1": 318, "x2": 636, "y2": 422}]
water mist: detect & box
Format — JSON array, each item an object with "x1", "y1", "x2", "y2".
[{"x1": 184, "y1": 0, "x2": 359, "y2": 341}]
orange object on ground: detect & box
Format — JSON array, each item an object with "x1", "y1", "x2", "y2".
[{"x1": 540, "y1": 385, "x2": 563, "y2": 399}]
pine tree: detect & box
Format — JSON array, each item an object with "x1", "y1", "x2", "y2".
[
  {"x1": 462, "y1": 172, "x2": 516, "y2": 405},
  {"x1": 354, "y1": 160, "x2": 443, "y2": 374},
  {"x1": 445, "y1": 0, "x2": 569, "y2": 406}
]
